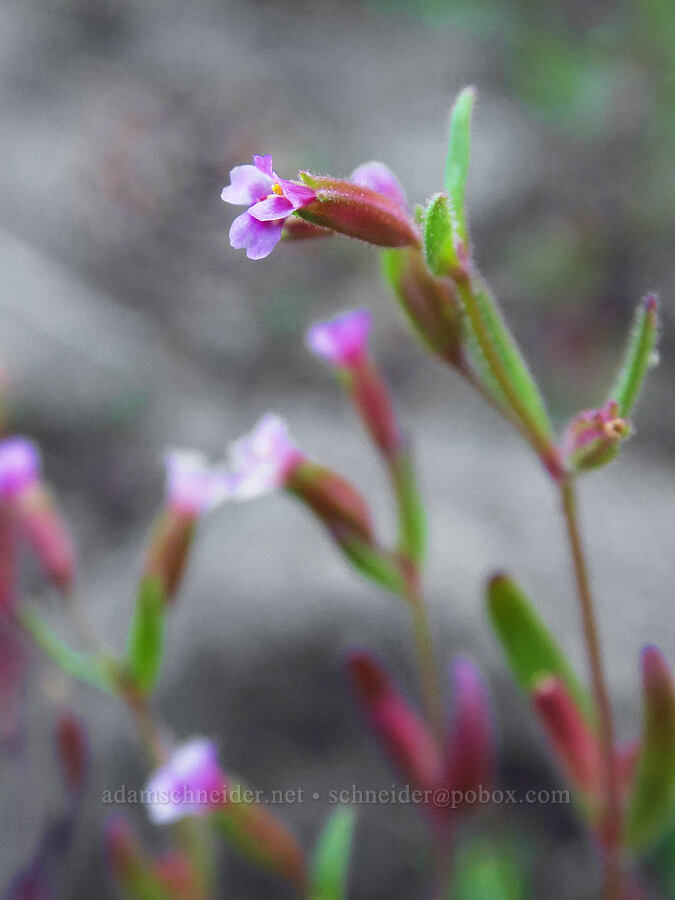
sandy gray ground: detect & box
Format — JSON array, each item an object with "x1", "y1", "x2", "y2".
[{"x1": 0, "y1": 1, "x2": 673, "y2": 897}]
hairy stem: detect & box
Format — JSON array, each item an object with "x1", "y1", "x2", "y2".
[{"x1": 560, "y1": 478, "x2": 623, "y2": 898}]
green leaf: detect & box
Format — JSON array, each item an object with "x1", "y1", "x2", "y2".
[
  {"x1": 390, "y1": 449, "x2": 427, "y2": 565},
  {"x1": 626, "y1": 646, "x2": 675, "y2": 852},
  {"x1": 462, "y1": 276, "x2": 554, "y2": 440},
  {"x1": 423, "y1": 192, "x2": 458, "y2": 276},
  {"x1": 450, "y1": 839, "x2": 527, "y2": 900},
  {"x1": 487, "y1": 574, "x2": 592, "y2": 724},
  {"x1": 337, "y1": 534, "x2": 405, "y2": 595},
  {"x1": 310, "y1": 807, "x2": 356, "y2": 900},
  {"x1": 125, "y1": 577, "x2": 166, "y2": 694},
  {"x1": 610, "y1": 294, "x2": 659, "y2": 418},
  {"x1": 444, "y1": 86, "x2": 476, "y2": 248},
  {"x1": 18, "y1": 607, "x2": 114, "y2": 693}
]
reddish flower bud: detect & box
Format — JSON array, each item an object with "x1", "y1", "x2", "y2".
[
  {"x1": 0, "y1": 503, "x2": 18, "y2": 615},
  {"x1": 532, "y1": 676, "x2": 603, "y2": 803},
  {"x1": 445, "y1": 658, "x2": 495, "y2": 805},
  {"x1": 13, "y1": 484, "x2": 76, "y2": 593},
  {"x1": 347, "y1": 650, "x2": 443, "y2": 795},
  {"x1": 286, "y1": 461, "x2": 374, "y2": 545},
  {"x1": 281, "y1": 216, "x2": 333, "y2": 241},
  {"x1": 142, "y1": 509, "x2": 196, "y2": 604},
  {"x1": 297, "y1": 172, "x2": 420, "y2": 248},
  {"x1": 55, "y1": 710, "x2": 89, "y2": 795}
]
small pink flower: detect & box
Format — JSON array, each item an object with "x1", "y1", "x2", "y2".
[
  {"x1": 163, "y1": 449, "x2": 231, "y2": 517},
  {"x1": 228, "y1": 414, "x2": 304, "y2": 500},
  {"x1": 144, "y1": 738, "x2": 227, "y2": 825},
  {"x1": 350, "y1": 161, "x2": 408, "y2": 209},
  {"x1": 306, "y1": 308, "x2": 372, "y2": 368},
  {"x1": 0, "y1": 437, "x2": 41, "y2": 499},
  {"x1": 561, "y1": 400, "x2": 630, "y2": 472},
  {"x1": 221, "y1": 154, "x2": 316, "y2": 260}
]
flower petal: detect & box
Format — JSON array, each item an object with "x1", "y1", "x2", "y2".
[
  {"x1": 277, "y1": 179, "x2": 316, "y2": 209},
  {"x1": 306, "y1": 308, "x2": 372, "y2": 367},
  {"x1": 253, "y1": 154, "x2": 275, "y2": 178},
  {"x1": 229, "y1": 212, "x2": 283, "y2": 260},
  {"x1": 221, "y1": 164, "x2": 273, "y2": 206},
  {"x1": 249, "y1": 194, "x2": 295, "y2": 222},
  {"x1": 350, "y1": 161, "x2": 408, "y2": 209}
]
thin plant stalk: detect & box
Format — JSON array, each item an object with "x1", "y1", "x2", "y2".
[{"x1": 560, "y1": 478, "x2": 623, "y2": 899}]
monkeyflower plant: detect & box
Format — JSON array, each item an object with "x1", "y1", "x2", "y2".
[{"x1": 1, "y1": 87, "x2": 671, "y2": 900}]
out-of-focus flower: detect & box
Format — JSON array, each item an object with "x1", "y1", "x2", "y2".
[
  {"x1": 143, "y1": 450, "x2": 231, "y2": 602},
  {"x1": 56, "y1": 710, "x2": 90, "y2": 797},
  {"x1": 0, "y1": 437, "x2": 75, "y2": 593},
  {"x1": 221, "y1": 154, "x2": 316, "y2": 259},
  {"x1": 0, "y1": 620, "x2": 27, "y2": 749},
  {"x1": 561, "y1": 400, "x2": 630, "y2": 473},
  {"x1": 144, "y1": 738, "x2": 227, "y2": 825},
  {"x1": 228, "y1": 414, "x2": 304, "y2": 500},
  {"x1": 306, "y1": 308, "x2": 372, "y2": 369},
  {"x1": 307, "y1": 309, "x2": 401, "y2": 458}
]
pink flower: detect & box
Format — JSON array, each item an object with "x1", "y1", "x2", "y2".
[
  {"x1": 221, "y1": 154, "x2": 316, "y2": 259},
  {"x1": 163, "y1": 449, "x2": 231, "y2": 517},
  {"x1": 144, "y1": 738, "x2": 227, "y2": 825},
  {"x1": 228, "y1": 414, "x2": 304, "y2": 500},
  {"x1": 561, "y1": 400, "x2": 630, "y2": 472},
  {"x1": 0, "y1": 437, "x2": 41, "y2": 499},
  {"x1": 350, "y1": 161, "x2": 408, "y2": 209},
  {"x1": 306, "y1": 308, "x2": 372, "y2": 368}
]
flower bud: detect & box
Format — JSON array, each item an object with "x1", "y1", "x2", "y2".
[
  {"x1": 286, "y1": 461, "x2": 374, "y2": 545},
  {"x1": 445, "y1": 658, "x2": 495, "y2": 805},
  {"x1": 0, "y1": 504, "x2": 18, "y2": 615},
  {"x1": 56, "y1": 709, "x2": 89, "y2": 795},
  {"x1": 561, "y1": 400, "x2": 630, "y2": 473},
  {"x1": 297, "y1": 172, "x2": 420, "y2": 248},
  {"x1": 306, "y1": 309, "x2": 401, "y2": 458},
  {"x1": 382, "y1": 247, "x2": 463, "y2": 366},
  {"x1": 347, "y1": 650, "x2": 443, "y2": 797},
  {"x1": 0, "y1": 437, "x2": 75, "y2": 593},
  {"x1": 532, "y1": 676, "x2": 603, "y2": 804}
]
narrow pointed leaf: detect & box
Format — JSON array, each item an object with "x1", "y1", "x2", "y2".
[
  {"x1": 125, "y1": 576, "x2": 166, "y2": 694},
  {"x1": 625, "y1": 646, "x2": 675, "y2": 852},
  {"x1": 610, "y1": 294, "x2": 659, "y2": 418},
  {"x1": 18, "y1": 607, "x2": 113, "y2": 693},
  {"x1": 337, "y1": 534, "x2": 404, "y2": 595},
  {"x1": 450, "y1": 839, "x2": 526, "y2": 900},
  {"x1": 487, "y1": 574, "x2": 592, "y2": 723},
  {"x1": 310, "y1": 807, "x2": 356, "y2": 900},
  {"x1": 444, "y1": 87, "x2": 476, "y2": 248}
]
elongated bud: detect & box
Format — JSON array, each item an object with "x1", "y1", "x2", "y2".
[
  {"x1": 0, "y1": 437, "x2": 75, "y2": 593},
  {"x1": 105, "y1": 814, "x2": 169, "y2": 898},
  {"x1": 214, "y1": 784, "x2": 307, "y2": 891},
  {"x1": 0, "y1": 503, "x2": 18, "y2": 615},
  {"x1": 56, "y1": 709, "x2": 89, "y2": 795},
  {"x1": 532, "y1": 677, "x2": 603, "y2": 806},
  {"x1": 610, "y1": 293, "x2": 659, "y2": 418},
  {"x1": 445, "y1": 658, "x2": 495, "y2": 804},
  {"x1": 286, "y1": 461, "x2": 374, "y2": 545},
  {"x1": 561, "y1": 400, "x2": 630, "y2": 473},
  {"x1": 154, "y1": 851, "x2": 204, "y2": 900},
  {"x1": 346, "y1": 650, "x2": 443, "y2": 796},
  {"x1": 382, "y1": 247, "x2": 463, "y2": 366},
  {"x1": 616, "y1": 740, "x2": 640, "y2": 800},
  {"x1": 306, "y1": 309, "x2": 401, "y2": 458},
  {"x1": 297, "y1": 173, "x2": 420, "y2": 248},
  {"x1": 282, "y1": 216, "x2": 333, "y2": 241}
]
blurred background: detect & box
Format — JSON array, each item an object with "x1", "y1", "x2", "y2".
[{"x1": 0, "y1": 0, "x2": 673, "y2": 896}]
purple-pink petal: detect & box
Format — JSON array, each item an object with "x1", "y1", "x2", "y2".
[
  {"x1": 253, "y1": 154, "x2": 275, "y2": 178},
  {"x1": 248, "y1": 194, "x2": 296, "y2": 222},
  {"x1": 278, "y1": 179, "x2": 316, "y2": 208},
  {"x1": 144, "y1": 738, "x2": 226, "y2": 825},
  {"x1": 306, "y1": 308, "x2": 372, "y2": 367},
  {"x1": 350, "y1": 161, "x2": 408, "y2": 209},
  {"x1": 0, "y1": 437, "x2": 41, "y2": 500},
  {"x1": 229, "y1": 212, "x2": 283, "y2": 260},
  {"x1": 221, "y1": 164, "x2": 273, "y2": 206}
]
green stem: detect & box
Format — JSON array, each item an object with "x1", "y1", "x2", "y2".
[
  {"x1": 400, "y1": 562, "x2": 445, "y2": 744},
  {"x1": 560, "y1": 478, "x2": 623, "y2": 899}
]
